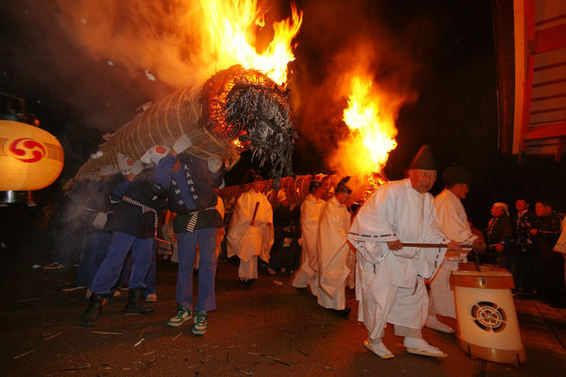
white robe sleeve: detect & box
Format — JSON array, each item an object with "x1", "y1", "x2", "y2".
[
  {"x1": 425, "y1": 203, "x2": 449, "y2": 244},
  {"x1": 554, "y1": 217, "x2": 566, "y2": 253},
  {"x1": 348, "y1": 183, "x2": 397, "y2": 264},
  {"x1": 301, "y1": 196, "x2": 324, "y2": 271},
  {"x1": 226, "y1": 192, "x2": 274, "y2": 262},
  {"x1": 415, "y1": 202, "x2": 448, "y2": 280},
  {"x1": 434, "y1": 192, "x2": 477, "y2": 243},
  {"x1": 318, "y1": 198, "x2": 352, "y2": 298}
]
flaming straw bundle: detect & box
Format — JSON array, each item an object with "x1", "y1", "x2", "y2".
[
  {"x1": 73, "y1": 0, "x2": 303, "y2": 181},
  {"x1": 201, "y1": 0, "x2": 302, "y2": 86},
  {"x1": 76, "y1": 65, "x2": 296, "y2": 180},
  {"x1": 201, "y1": 65, "x2": 296, "y2": 177}
]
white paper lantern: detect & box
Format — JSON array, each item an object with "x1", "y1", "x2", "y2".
[{"x1": 0, "y1": 119, "x2": 64, "y2": 191}]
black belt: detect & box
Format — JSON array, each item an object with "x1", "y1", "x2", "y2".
[
  {"x1": 123, "y1": 196, "x2": 158, "y2": 236},
  {"x1": 185, "y1": 206, "x2": 217, "y2": 232}
]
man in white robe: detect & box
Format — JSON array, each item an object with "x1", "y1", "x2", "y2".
[
  {"x1": 227, "y1": 177, "x2": 273, "y2": 285},
  {"x1": 554, "y1": 217, "x2": 566, "y2": 254},
  {"x1": 554, "y1": 217, "x2": 566, "y2": 287},
  {"x1": 348, "y1": 145, "x2": 459, "y2": 359},
  {"x1": 427, "y1": 166, "x2": 485, "y2": 333},
  {"x1": 316, "y1": 177, "x2": 353, "y2": 317},
  {"x1": 291, "y1": 180, "x2": 327, "y2": 295},
  {"x1": 215, "y1": 195, "x2": 225, "y2": 258}
]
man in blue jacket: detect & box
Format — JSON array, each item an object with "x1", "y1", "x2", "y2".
[
  {"x1": 153, "y1": 135, "x2": 225, "y2": 336},
  {"x1": 80, "y1": 154, "x2": 167, "y2": 327}
]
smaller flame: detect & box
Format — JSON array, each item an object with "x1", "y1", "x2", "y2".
[
  {"x1": 342, "y1": 75, "x2": 398, "y2": 176},
  {"x1": 202, "y1": 0, "x2": 302, "y2": 86},
  {"x1": 233, "y1": 138, "x2": 244, "y2": 149}
]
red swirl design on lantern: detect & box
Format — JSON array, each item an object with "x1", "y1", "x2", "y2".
[{"x1": 8, "y1": 138, "x2": 46, "y2": 163}]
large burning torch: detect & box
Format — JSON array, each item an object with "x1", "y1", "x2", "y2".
[
  {"x1": 75, "y1": 1, "x2": 303, "y2": 182},
  {"x1": 76, "y1": 65, "x2": 296, "y2": 181}
]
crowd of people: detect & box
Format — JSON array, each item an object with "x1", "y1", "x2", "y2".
[
  {"x1": 485, "y1": 198, "x2": 565, "y2": 307},
  {"x1": 59, "y1": 141, "x2": 566, "y2": 360}
]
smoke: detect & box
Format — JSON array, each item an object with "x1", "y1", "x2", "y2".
[
  {"x1": 54, "y1": 0, "x2": 436, "y2": 199},
  {"x1": 0, "y1": 0, "x2": 442, "y2": 264},
  {"x1": 5, "y1": 1, "x2": 434, "y2": 181},
  {"x1": 55, "y1": 0, "x2": 212, "y2": 89},
  {"x1": 289, "y1": 0, "x2": 437, "y2": 191},
  {"x1": 50, "y1": 0, "x2": 431, "y2": 188},
  {"x1": 55, "y1": 0, "x2": 295, "y2": 89}
]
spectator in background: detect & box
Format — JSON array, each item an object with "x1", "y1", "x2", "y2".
[
  {"x1": 267, "y1": 190, "x2": 300, "y2": 276},
  {"x1": 531, "y1": 199, "x2": 564, "y2": 307},
  {"x1": 75, "y1": 165, "x2": 121, "y2": 290},
  {"x1": 227, "y1": 176, "x2": 274, "y2": 287},
  {"x1": 291, "y1": 179, "x2": 327, "y2": 295},
  {"x1": 513, "y1": 199, "x2": 536, "y2": 296},
  {"x1": 316, "y1": 177, "x2": 354, "y2": 318},
  {"x1": 485, "y1": 202, "x2": 513, "y2": 270}
]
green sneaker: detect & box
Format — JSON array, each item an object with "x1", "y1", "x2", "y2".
[
  {"x1": 192, "y1": 311, "x2": 208, "y2": 336},
  {"x1": 167, "y1": 306, "x2": 191, "y2": 327}
]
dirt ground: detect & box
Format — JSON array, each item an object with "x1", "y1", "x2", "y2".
[{"x1": 1, "y1": 251, "x2": 566, "y2": 377}]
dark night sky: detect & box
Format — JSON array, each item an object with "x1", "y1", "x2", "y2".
[{"x1": 1, "y1": 0, "x2": 565, "y2": 227}]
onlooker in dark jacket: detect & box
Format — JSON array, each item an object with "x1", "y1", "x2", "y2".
[
  {"x1": 267, "y1": 190, "x2": 301, "y2": 275},
  {"x1": 485, "y1": 202, "x2": 513, "y2": 270},
  {"x1": 81, "y1": 154, "x2": 168, "y2": 327},
  {"x1": 513, "y1": 199, "x2": 536, "y2": 294}
]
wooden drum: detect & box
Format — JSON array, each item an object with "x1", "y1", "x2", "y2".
[{"x1": 450, "y1": 266, "x2": 526, "y2": 365}]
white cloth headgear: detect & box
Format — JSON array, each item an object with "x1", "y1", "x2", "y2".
[
  {"x1": 141, "y1": 145, "x2": 171, "y2": 166},
  {"x1": 277, "y1": 189, "x2": 288, "y2": 204},
  {"x1": 207, "y1": 156, "x2": 222, "y2": 173},
  {"x1": 117, "y1": 153, "x2": 136, "y2": 175},
  {"x1": 493, "y1": 202, "x2": 509, "y2": 216},
  {"x1": 130, "y1": 160, "x2": 143, "y2": 176}
]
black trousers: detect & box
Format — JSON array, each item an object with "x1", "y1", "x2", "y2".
[
  {"x1": 538, "y1": 250, "x2": 566, "y2": 305},
  {"x1": 515, "y1": 252, "x2": 539, "y2": 293}
]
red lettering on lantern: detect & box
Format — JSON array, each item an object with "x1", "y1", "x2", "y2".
[{"x1": 8, "y1": 138, "x2": 46, "y2": 163}]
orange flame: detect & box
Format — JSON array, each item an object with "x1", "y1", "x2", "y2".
[
  {"x1": 342, "y1": 75, "x2": 398, "y2": 177},
  {"x1": 202, "y1": 0, "x2": 302, "y2": 86}
]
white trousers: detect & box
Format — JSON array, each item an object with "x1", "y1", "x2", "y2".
[
  {"x1": 429, "y1": 259, "x2": 459, "y2": 318},
  {"x1": 238, "y1": 255, "x2": 258, "y2": 280},
  {"x1": 317, "y1": 280, "x2": 346, "y2": 310},
  {"x1": 361, "y1": 278, "x2": 427, "y2": 340},
  {"x1": 291, "y1": 264, "x2": 313, "y2": 288}
]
